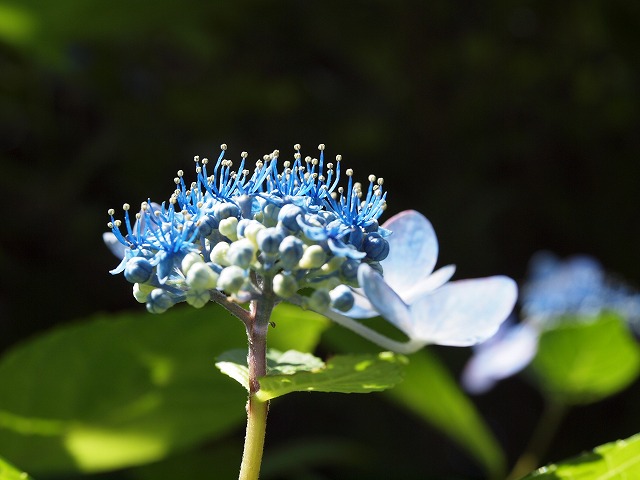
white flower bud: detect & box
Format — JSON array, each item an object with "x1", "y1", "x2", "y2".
[
  {"x1": 298, "y1": 245, "x2": 327, "y2": 269},
  {"x1": 186, "y1": 262, "x2": 218, "y2": 289}
]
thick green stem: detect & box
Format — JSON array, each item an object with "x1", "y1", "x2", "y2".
[
  {"x1": 238, "y1": 284, "x2": 276, "y2": 480},
  {"x1": 506, "y1": 400, "x2": 567, "y2": 480}
]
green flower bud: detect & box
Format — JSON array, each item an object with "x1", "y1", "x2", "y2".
[
  {"x1": 186, "y1": 289, "x2": 211, "y2": 308},
  {"x1": 273, "y1": 272, "x2": 299, "y2": 298},
  {"x1": 217, "y1": 265, "x2": 246, "y2": 293},
  {"x1": 210, "y1": 241, "x2": 231, "y2": 266},
  {"x1": 243, "y1": 220, "x2": 266, "y2": 248},
  {"x1": 219, "y1": 217, "x2": 239, "y2": 241},
  {"x1": 181, "y1": 251, "x2": 205, "y2": 274},
  {"x1": 298, "y1": 245, "x2": 327, "y2": 269},
  {"x1": 133, "y1": 282, "x2": 155, "y2": 303},
  {"x1": 186, "y1": 262, "x2": 218, "y2": 289}
]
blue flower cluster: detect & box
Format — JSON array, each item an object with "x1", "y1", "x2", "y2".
[{"x1": 105, "y1": 144, "x2": 390, "y2": 314}]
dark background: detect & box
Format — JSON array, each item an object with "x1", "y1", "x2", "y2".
[{"x1": 1, "y1": 1, "x2": 639, "y2": 478}]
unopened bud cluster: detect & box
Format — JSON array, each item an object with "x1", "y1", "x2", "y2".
[{"x1": 106, "y1": 144, "x2": 389, "y2": 314}]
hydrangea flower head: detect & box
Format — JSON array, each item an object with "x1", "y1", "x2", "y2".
[{"x1": 105, "y1": 144, "x2": 390, "y2": 314}]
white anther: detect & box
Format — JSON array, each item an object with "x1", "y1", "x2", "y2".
[
  {"x1": 241, "y1": 151, "x2": 248, "y2": 158},
  {"x1": 368, "y1": 174, "x2": 376, "y2": 183},
  {"x1": 305, "y1": 156, "x2": 312, "y2": 162},
  {"x1": 177, "y1": 170, "x2": 184, "y2": 177},
  {"x1": 311, "y1": 158, "x2": 319, "y2": 166},
  {"x1": 174, "y1": 177, "x2": 180, "y2": 184},
  {"x1": 194, "y1": 155, "x2": 200, "y2": 162},
  {"x1": 202, "y1": 158, "x2": 209, "y2": 165},
  {"x1": 115, "y1": 220, "x2": 122, "y2": 227},
  {"x1": 377, "y1": 178, "x2": 384, "y2": 185},
  {"x1": 294, "y1": 143, "x2": 301, "y2": 150},
  {"x1": 108, "y1": 208, "x2": 115, "y2": 216},
  {"x1": 107, "y1": 221, "x2": 114, "y2": 228},
  {"x1": 327, "y1": 163, "x2": 333, "y2": 170},
  {"x1": 335, "y1": 154, "x2": 342, "y2": 161},
  {"x1": 220, "y1": 144, "x2": 228, "y2": 150},
  {"x1": 294, "y1": 152, "x2": 301, "y2": 160},
  {"x1": 346, "y1": 169, "x2": 354, "y2": 176},
  {"x1": 318, "y1": 144, "x2": 325, "y2": 151},
  {"x1": 272, "y1": 150, "x2": 280, "y2": 157},
  {"x1": 122, "y1": 203, "x2": 130, "y2": 211}
]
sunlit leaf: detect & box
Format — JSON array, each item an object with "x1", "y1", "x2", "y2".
[
  {"x1": 519, "y1": 433, "x2": 640, "y2": 479},
  {"x1": 322, "y1": 321, "x2": 506, "y2": 479},
  {"x1": 216, "y1": 348, "x2": 407, "y2": 401},
  {"x1": 531, "y1": 313, "x2": 640, "y2": 405},
  {"x1": 0, "y1": 305, "x2": 249, "y2": 475},
  {"x1": 0, "y1": 456, "x2": 32, "y2": 480}
]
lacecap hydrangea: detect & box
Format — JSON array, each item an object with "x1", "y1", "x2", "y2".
[{"x1": 104, "y1": 144, "x2": 389, "y2": 315}]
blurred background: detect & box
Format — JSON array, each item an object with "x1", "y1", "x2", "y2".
[{"x1": 1, "y1": 0, "x2": 639, "y2": 478}]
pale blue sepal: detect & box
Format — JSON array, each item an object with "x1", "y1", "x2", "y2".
[
  {"x1": 380, "y1": 210, "x2": 438, "y2": 293},
  {"x1": 461, "y1": 320, "x2": 539, "y2": 394},
  {"x1": 358, "y1": 263, "x2": 413, "y2": 335},
  {"x1": 404, "y1": 264, "x2": 457, "y2": 303},
  {"x1": 409, "y1": 276, "x2": 518, "y2": 346}
]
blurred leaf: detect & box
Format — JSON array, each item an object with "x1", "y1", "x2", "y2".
[
  {"x1": 129, "y1": 442, "x2": 241, "y2": 480},
  {"x1": 0, "y1": 4, "x2": 36, "y2": 46},
  {"x1": 322, "y1": 323, "x2": 506, "y2": 479},
  {"x1": 0, "y1": 304, "x2": 248, "y2": 475},
  {"x1": 531, "y1": 313, "x2": 640, "y2": 405},
  {"x1": 519, "y1": 433, "x2": 640, "y2": 479},
  {"x1": 216, "y1": 348, "x2": 407, "y2": 401},
  {"x1": 0, "y1": 456, "x2": 32, "y2": 480},
  {"x1": 267, "y1": 303, "x2": 330, "y2": 353}
]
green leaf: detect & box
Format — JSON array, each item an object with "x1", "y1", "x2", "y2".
[
  {"x1": 216, "y1": 348, "x2": 407, "y2": 401},
  {"x1": 531, "y1": 313, "x2": 640, "y2": 405},
  {"x1": 0, "y1": 305, "x2": 247, "y2": 476},
  {"x1": 0, "y1": 456, "x2": 32, "y2": 480},
  {"x1": 322, "y1": 322, "x2": 506, "y2": 479},
  {"x1": 519, "y1": 433, "x2": 640, "y2": 479}
]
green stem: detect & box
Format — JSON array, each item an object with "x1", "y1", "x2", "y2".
[
  {"x1": 238, "y1": 283, "x2": 276, "y2": 480},
  {"x1": 506, "y1": 400, "x2": 567, "y2": 480},
  {"x1": 238, "y1": 395, "x2": 269, "y2": 480}
]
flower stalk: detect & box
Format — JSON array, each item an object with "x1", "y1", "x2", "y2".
[{"x1": 239, "y1": 281, "x2": 276, "y2": 480}]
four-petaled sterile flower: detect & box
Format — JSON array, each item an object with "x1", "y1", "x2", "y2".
[{"x1": 317, "y1": 210, "x2": 517, "y2": 353}]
